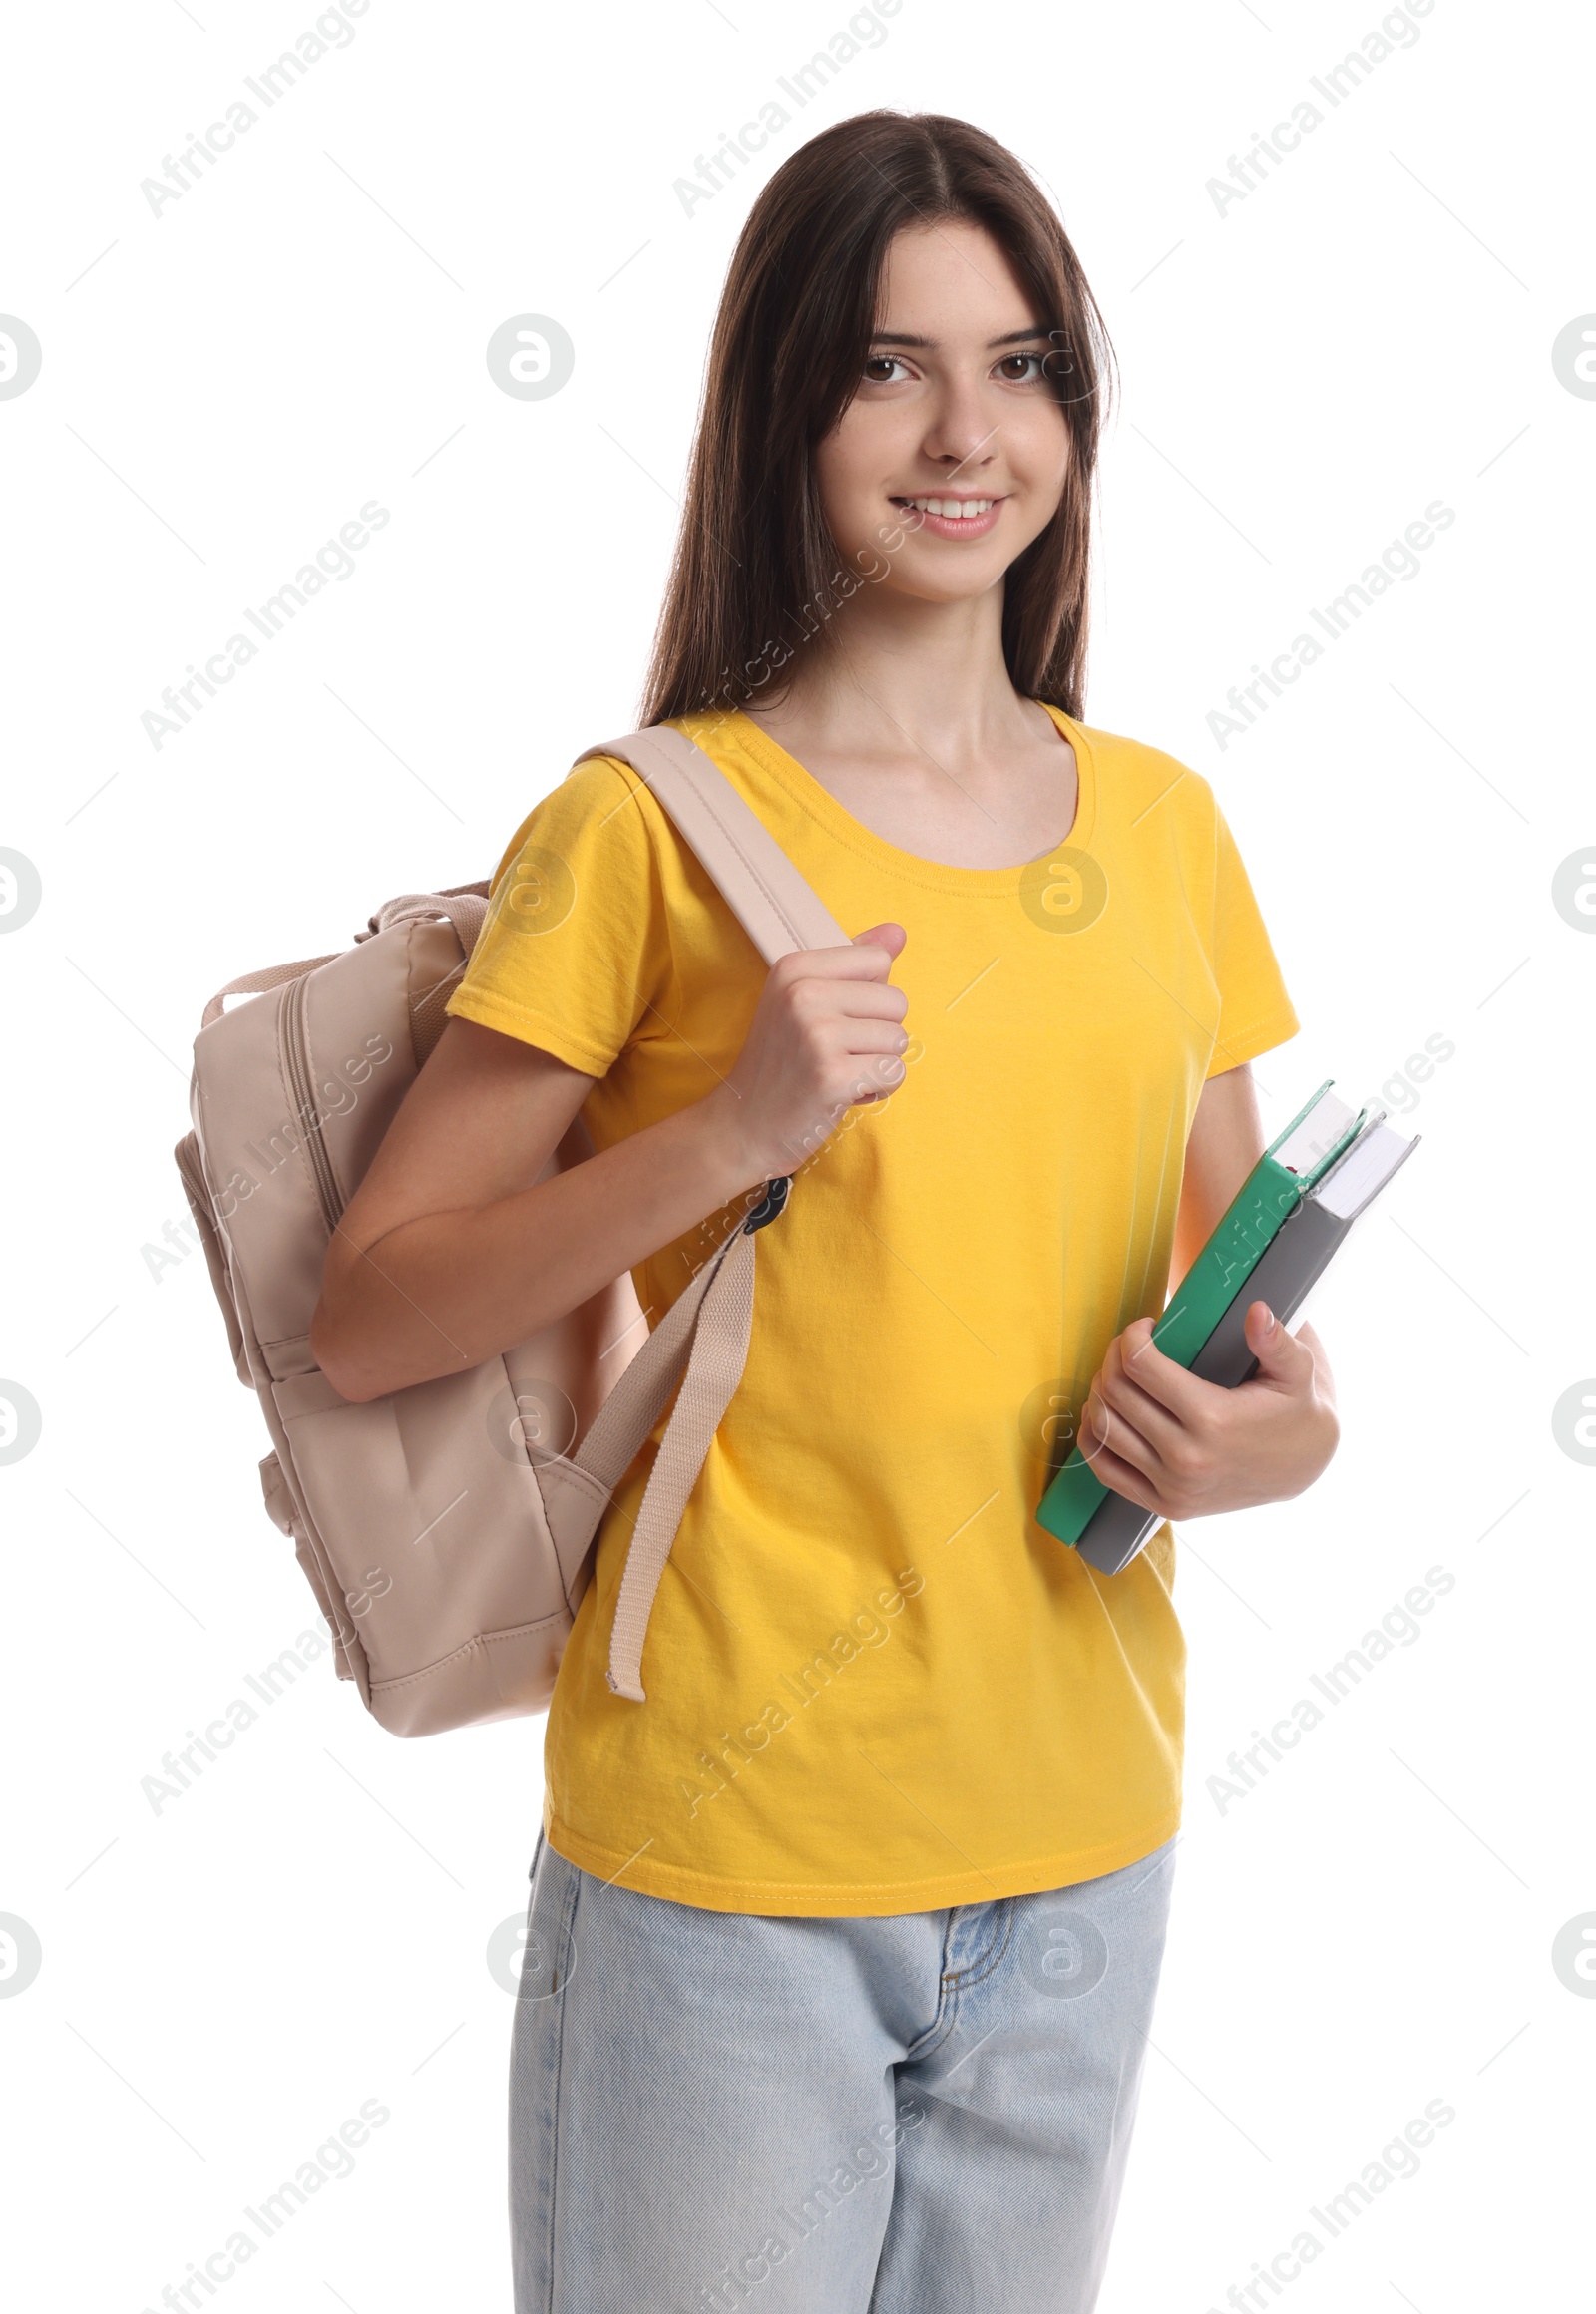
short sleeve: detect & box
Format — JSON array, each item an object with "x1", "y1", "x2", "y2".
[
  {"x1": 1204, "y1": 806, "x2": 1300, "y2": 1077},
  {"x1": 444, "y1": 757, "x2": 672, "y2": 1077}
]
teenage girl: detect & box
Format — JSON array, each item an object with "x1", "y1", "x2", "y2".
[{"x1": 313, "y1": 109, "x2": 1337, "y2": 2314}]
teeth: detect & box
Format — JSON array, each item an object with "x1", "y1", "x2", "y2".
[{"x1": 904, "y1": 496, "x2": 995, "y2": 518}]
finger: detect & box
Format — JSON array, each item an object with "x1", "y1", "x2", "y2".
[
  {"x1": 1293, "y1": 1318, "x2": 1337, "y2": 1407},
  {"x1": 772, "y1": 932, "x2": 904, "y2": 990},
  {"x1": 826, "y1": 1017, "x2": 911, "y2": 1058},
  {"x1": 1118, "y1": 1315, "x2": 1231, "y2": 1425},
  {"x1": 837, "y1": 1039, "x2": 911, "y2": 1106},
  {"x1": 1243, "y1": 1301, "x2": 1316, "y2": 1392},
  {"x1": 852, "y1": 921, "x2": 908, "y2": 961},
  {"x1": 832, "y1": 983, "x2": 912, "y2": 1024},
  {"x1": 1080, "y1": 1388, "x2": 1166, "y2": 1485},
  {"x1": 781, "y1": 962, "x2": 908, "y2": 1025},
  {"x1": 1096, "y1": 1333, "x2": 1189, "y2": 1457},
  {"x1": 1074, "y1": 1428, "x2": 1168, "y2": 1516}
]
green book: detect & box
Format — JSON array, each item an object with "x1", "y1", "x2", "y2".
[{"x1": 1035, "y1": 1082, "x2": 1367, "y2": 1548}]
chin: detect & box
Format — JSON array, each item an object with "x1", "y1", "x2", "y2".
[{"x1": 887, "y1": 563, "x2": 1007, "y2": 607}]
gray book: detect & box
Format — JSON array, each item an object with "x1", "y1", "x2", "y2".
[{"x1": 1074, "y1": 1116, "x2": 1420, "y2": 1576}]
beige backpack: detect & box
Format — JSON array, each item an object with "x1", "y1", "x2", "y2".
[{"x1": 175, "y1": 726, "x2": 847, "y2": 1736}]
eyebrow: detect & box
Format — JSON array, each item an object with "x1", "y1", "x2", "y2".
[{"x1": 868, "y1": 327, "x2": 1055, "y2": 349}]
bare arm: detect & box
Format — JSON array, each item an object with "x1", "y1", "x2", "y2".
[
  {"x1": 1170, "y1": 1058, "x2": 1268, "y2": 1282},
  {"x1": 309, "y1": 1018, "x2": 752, "y2": 1401},
  {"x1": 310, "y1": 926, "x2": 912, "y2": 1403}
]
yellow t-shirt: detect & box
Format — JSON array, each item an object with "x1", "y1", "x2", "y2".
[{"x1": 445, "y1": 703, "x2": 1298, "y2": 1916}]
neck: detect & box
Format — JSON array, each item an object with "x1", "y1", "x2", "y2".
[{"x1": 749, "y1": 573, "x2": 1036, "y2": 761}]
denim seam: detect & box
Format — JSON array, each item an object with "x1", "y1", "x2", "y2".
[
  {"x1": 901, "y1": 1989, "x2": 960, "y2": 2069},
  {"x1": 902, "y1": 1915, "x2": 960, "y2": 2065},
  {"x1": 540, "y1": 1860, "x2": 582, "y2": 2314}
]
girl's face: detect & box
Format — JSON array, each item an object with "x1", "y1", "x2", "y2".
[{"x1": 814, "y1": 218, "x2": 1072, "y2": 609}]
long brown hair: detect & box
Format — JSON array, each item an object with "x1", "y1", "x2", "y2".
[{"x1": 639, "y1": 109, "x2": 1114, "y2": 726}]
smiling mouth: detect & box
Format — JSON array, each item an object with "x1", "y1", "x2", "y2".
[{"x1": 891, "y1": 494, "x2": 1004, "y2": 520}]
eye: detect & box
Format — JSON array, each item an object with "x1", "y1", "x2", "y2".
[
  {"x1": 863, "y1": 353, "x2": 914, "y2": 384},
  {"x1": 995, "y1": 351, "x2": 1048, "y2": 383}
]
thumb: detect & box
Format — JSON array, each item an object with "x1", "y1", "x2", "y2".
[
  {"x1": 852, "y1": 921, "x2": 907, "y2": 961},
  {"x1": 1244, "y1": 1301, "x2": 1313, "y2": 1390}
]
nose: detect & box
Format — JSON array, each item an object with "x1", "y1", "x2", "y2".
[{"x1": 918, "y1": 376, "x2": 1000, "y2": 480}]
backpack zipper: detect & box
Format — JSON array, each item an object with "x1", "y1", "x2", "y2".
[{"x1": 282, "y1": 971, "x2": 343, "y2": 1233}]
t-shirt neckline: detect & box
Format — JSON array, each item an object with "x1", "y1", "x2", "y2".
[{"x1": 709, "y1": 700, "x2": 1099, "y2": 896}]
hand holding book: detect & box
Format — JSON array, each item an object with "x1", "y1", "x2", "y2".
[
  {"x1": 1037, "y1": 1083, "x2": 1419, "y2": 1574},
  {"x1": 1075, "y1": 1296, "x2": 1339, "y2": 1531}
]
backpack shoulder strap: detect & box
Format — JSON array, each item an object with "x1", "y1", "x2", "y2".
[
  {"x1": 553, "y1": 722, "x2": 853, "y2": 1701},
  {"x1": 573, "y1": 724, "x2": 848, "y2": 963}
]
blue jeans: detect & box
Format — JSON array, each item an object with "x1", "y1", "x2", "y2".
[{"x1": 509, "y1": 1831, "x2": 1177, "y2": 2312}]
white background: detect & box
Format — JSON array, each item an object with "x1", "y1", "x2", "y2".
[{"x1": 2, "y1": 1, "x2": 1592, "y2": 2308}]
